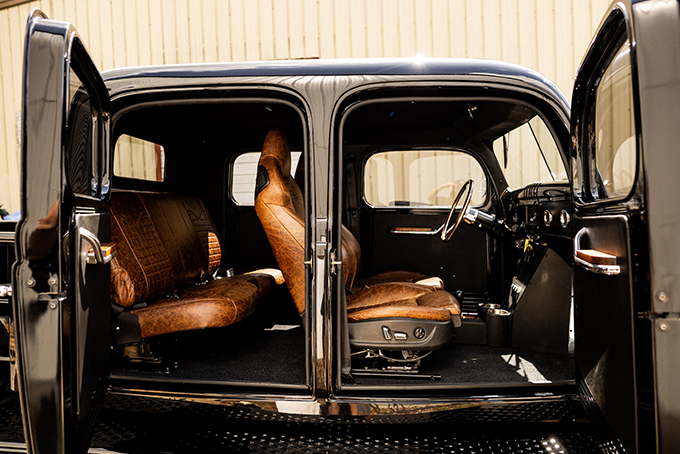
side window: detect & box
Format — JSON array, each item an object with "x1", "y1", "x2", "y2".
[
  {"x1": 232, "y1": 151, "x2": 302, "y2": 206},
  {"x1": 364, "y1": 150, "x2": 487, "y2": 208},
  {"x1": 492, "y1": 115, "x2": 566, "y2": 191},
  {"x1": 592, "y1": 42, "x2": 636, "y2": 200},
  {"x1": 114, "y1": 135, "x2": 165, "y2": 182}
]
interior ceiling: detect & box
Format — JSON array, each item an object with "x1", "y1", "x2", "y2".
[
  {"x1": 113, "y1": 99, "x2": 536, "y2": 153},
  {"x1": 342, "y1": 100, "x2": 537, "y2": 145},
  {"x1": 114, "y1": 102, "x2": 305, "y2": 151}
]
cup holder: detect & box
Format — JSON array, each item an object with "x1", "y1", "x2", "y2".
[{"x1": 483, "y1": 305, "x2": 512, "y2": 347}]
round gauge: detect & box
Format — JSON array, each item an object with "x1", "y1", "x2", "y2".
[
  {"x1": 560, "y1": 209, "x2": 571, "y2": 228},
  {"x1": 543, "y1": 209, "x2": 553, "y2": 227}
]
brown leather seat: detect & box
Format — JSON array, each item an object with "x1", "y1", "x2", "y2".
[
  {"x1": 255, "y1": 129, "x2": 461, "y2": 350},
  {"x1": 110, "y1": 190, "x2": 275, "y2": 338},
  {"x1": 292, "y1": 153, "x2": 428, "y2": 292}
]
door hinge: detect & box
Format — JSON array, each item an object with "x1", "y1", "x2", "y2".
[
  {"x1": 37, "y1": 292, "x2": 66, "y2": 310},
  {"x1": 330, "y1": 250, "x2": 342, "y2": 275}
]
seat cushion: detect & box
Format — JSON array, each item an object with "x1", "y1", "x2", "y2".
[
  {"x1": 351, "y1": 270, "x2": 427, "y2": 292},
  {"x1": 131, "y1": 276, "x2": 264, "y2": 338},
  {"x1": 347, "y1": 282, "x2": 461, "y2": 322}
]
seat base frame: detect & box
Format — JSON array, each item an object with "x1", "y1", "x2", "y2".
[{"x1": 349, "y1": 317, "x2": 455, "y2": 350}]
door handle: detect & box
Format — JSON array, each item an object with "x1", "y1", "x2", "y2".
[
  {"x1": 574, "y1": 227, "x2": 620, "y2": 275},
  {"x1": 78, "y1": 228, "x2": 115, "y2": 265},
  {"x1": 388, "y1": 226, "x2": 443, "y2": 235}
]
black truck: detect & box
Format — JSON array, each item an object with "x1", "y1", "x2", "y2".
[{"x1": 1, "y1": 1, "x2": 679, "y2": 452}]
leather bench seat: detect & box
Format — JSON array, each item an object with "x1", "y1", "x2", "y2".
[{"x1": 110, "y1": 189, "x2": 275, "y2": 338}]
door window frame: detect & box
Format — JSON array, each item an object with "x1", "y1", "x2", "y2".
[{"x1": 571, "y1": 7, "x2": 642, "y2": 208}]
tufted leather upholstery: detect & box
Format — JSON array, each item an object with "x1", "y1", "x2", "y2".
[
  {"x1": 111, "y1": 190, "x2": 275, "y2": 338},
  {"x1": 255, "y1": 129, "x2": 460, "y2": 332}
]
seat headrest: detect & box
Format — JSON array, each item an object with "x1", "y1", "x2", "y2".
[{"x1": 260, "y1": 128, "x2": 292, "y2": 175}]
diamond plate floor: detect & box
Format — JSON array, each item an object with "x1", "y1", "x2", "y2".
[{"x1": 0, "y1": 393, "x2": 625, "y2": 453}]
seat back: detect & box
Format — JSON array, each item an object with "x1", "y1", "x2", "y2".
[
  {"x1": 110, "y1": 190, "x2": 221, "y2": 307},
  {"x1": 254, "y1": 130, "x2": 307, "y2": 314},
  {"x1": 255, "y1": 129, "x2": 361, "y2": 314}
]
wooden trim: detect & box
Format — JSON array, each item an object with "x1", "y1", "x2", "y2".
[
  {"x1": 391, "y1": 227, "x2": 435, "y2": 232},
  {"x1": 0, "y1": 0, "x2": 31, "y2": 10},
  {"x1": 576, "y1": 249, "x2": 618, "y2": 266}
]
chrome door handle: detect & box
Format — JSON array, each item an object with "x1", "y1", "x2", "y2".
[
  {"x1": 79, "y1": 227, "x2": 114, "y2": 265},
  {"x1": 574, "y1": 227, "x2": 620, "y2": 275}
]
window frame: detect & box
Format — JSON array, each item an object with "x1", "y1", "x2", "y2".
[
  {"x1": 586, "y1": 37, "x2": 640, "y2": 204},
  {"x1": 573, "y1": 9, "x2": 642, "y2": 207},
  {"x1": 360, "y1": 146, "x2": 490, "y2": 210}
]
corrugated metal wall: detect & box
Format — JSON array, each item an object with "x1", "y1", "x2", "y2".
[{"x1": 0, "y1": 0, "x2": 612, "y2": 215}]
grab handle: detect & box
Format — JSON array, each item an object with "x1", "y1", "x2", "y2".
[{"x1": 574, "y1": 228, "x2": 620, "y2": 275}]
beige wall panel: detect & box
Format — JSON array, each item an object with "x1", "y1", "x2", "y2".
[
  {"x1": 365, "y1": 0, "x2": 382, "y2": 57},
  {"x1": 382, "y1": 0, "x2": 399, "y2": 57},
  {"x1": 334, "y1": 0, "x2": 352, "y2": 59},
  {"x1": 258, "y1": 0, "x2": 275, "y2": 60},
  {"x1": 243, "y1": 0, "x2": 259, "y2": 61},
  {"x1": 398, "y1": 0, "x2": 415, "y2": 57},
  {"x1": 431, "y1": 0, "x2": 449, "y2": 57},
  {"x1": 229, "y1": 0, "x2": 246, "y2": 61},
  {"x1": 0, "y1": 0, "x2": 613, "y2": 215},
  {"x1": 273, "y1": 0, "x2": 289, "y2": 59},
  {"x1": 500, "y1": 0, "x2": 519, "y2": 63},
  {"x1": 288, "y1": 0, "x2": 305, "y2": 59},
  {"x1": 482, "y1": 0, "x2": 501, "y2": 61},
  {"x1": 465, "y1": 0, "x2": 484, "y2": 58},
  {"x1": 215, "y1": 0, "x2": 231, "y2": 62},
  {"x1": 349, "y1": 0, "x2": 366, "y2": 58},
  {"x1": 317, "y1": 0, "x2": 334, "y2": 58}
]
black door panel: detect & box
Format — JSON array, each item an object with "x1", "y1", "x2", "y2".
[
  {"x1": 573, "y1": 214, "x2": 637, "y2": 451},
  {"x1": 70, "y1": 212, "x2": 110, "y2": 421},
  {"x1": 364, "y1": 210, "x2": 490, "y2": 295},
  {"x1": 13, "y1": 11, "x2": 111, "y2": 454}
]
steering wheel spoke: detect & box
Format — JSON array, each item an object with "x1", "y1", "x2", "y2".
[{"x1": 440, "y1": 179, "x2": 474, "y2": 242}]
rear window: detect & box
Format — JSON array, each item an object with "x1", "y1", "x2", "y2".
[
  {"x1": 114, "y1": 135, "x2": 165, "y2": 182},
  {"x1": 232, "y1": 151, "x2": 302, "y2": 206},
  {"x1": 364, "y1": 150, "x2": 487, "y2": 208}
]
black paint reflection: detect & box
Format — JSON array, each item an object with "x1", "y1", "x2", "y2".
[{"x1": 66, "y1": 69, "x2": 93, "y2": 197}]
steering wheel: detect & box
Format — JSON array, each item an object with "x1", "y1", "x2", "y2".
[{"x1": 440, "y1": 179, "x2": 474, "y2": 242}]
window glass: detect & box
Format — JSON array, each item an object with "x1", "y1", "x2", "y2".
[
  {"x1": 364, "y1": 150, "x2": 487, "y2": 208},
  {"x1": 593, "y1": 43, "x2": 636, "y2": 199},
  {"x1": 492, "y1": 115, "x2": 566, "y2": 191},
  {"x1": 114, "y1": 135, "x2": 165, "y2": 182},
  {"x1": 232, "y1": 151, "x2": 302, "y2": 205}
]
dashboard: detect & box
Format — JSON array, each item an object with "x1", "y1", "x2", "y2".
[{"x1": 504, "y1": 181, "x2": 574, "y2": 240}]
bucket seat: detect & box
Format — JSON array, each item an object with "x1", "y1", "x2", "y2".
[{"x1": 254, "y1": 129, "x2": 461, "y2": 350}]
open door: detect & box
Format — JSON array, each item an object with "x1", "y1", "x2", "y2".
[
  {"x1": 11, "y1": 10, "x2": 112, "y2": 454},
  {"x1": 572, "y1": 2, "x2": 680, "y2": 452}
]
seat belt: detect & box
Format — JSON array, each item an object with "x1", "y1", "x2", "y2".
[{"x1": 344, "y1": 155, "x2": 359, "y2": 239}]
